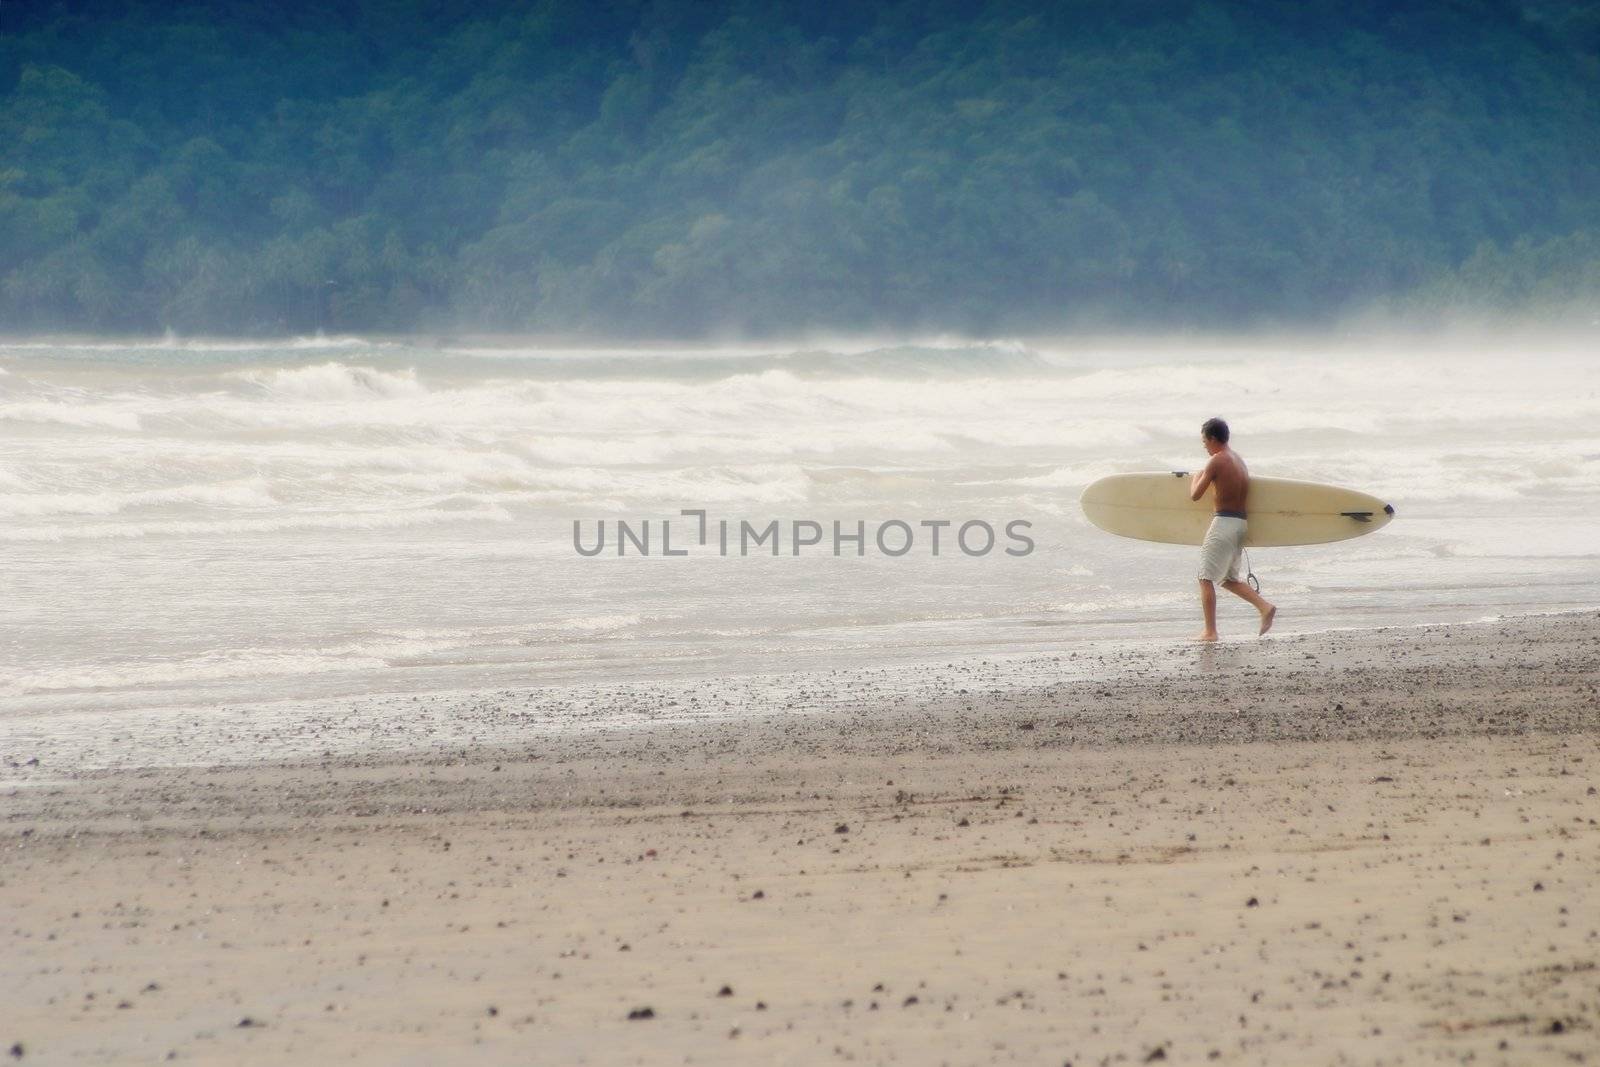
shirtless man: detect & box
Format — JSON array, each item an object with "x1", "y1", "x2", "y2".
[{"x1": 1189, "y1": 417, "x2": 1276, "y2": 641}]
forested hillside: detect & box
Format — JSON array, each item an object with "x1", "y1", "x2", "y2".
[{"x1": 3, "y1": 0, "x2": 1597, "y2": 336}]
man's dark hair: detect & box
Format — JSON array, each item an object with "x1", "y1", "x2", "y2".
[{"x1": 1201, "y1": 417, "x2": 1230, "y2": 444}]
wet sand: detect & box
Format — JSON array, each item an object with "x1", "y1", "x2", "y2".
[{"x1": 3, "y1": 613, "x2": 1598, "y2": 1064}]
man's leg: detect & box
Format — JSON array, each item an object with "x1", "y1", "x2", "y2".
[
  {"x1": 1221, "y1": 578, "x2": 1277, "y2": 635},
  {"x1": 1197, "y1": 578, "x2": 1219, "y2": 641}
]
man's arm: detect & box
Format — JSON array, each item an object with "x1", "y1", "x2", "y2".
[{"x1": 1189, "y1": 456, "x2": 1218, "y2": 502}]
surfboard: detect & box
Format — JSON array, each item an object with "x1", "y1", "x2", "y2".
[{"x1": 1079, "y1": 472, "x2": 1395, "y2": 547}]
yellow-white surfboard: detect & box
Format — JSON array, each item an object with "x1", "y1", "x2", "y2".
[{"x1": 1080, "y1": 472, "x2": 1395, "y2": 547}]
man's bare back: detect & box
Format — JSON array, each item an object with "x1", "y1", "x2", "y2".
[{"x1": 1192, "y1": 447, "x2": 1249, "y2": 514}]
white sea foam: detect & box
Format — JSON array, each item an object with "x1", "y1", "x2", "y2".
[
  {"x1": 0, "y1": 480, "x2": 275, "y2": 518},
  {"x1": 0, "y1": 505, "x2": 509, "y2": 541},
  {"x1": 563, "y1": 612, "x2": 643, "y2": 632},
  {"x1": 3, "y1": 611, "x2": 657, "y2": 698},
  {"x1": 235, "y1": 362, "x2": 425, "y2": 399},
  {"x1": 1048, "y1": 592, "x2": 1186, "y2": 614},
  {"x1": 8, "y1": 649, "x2": 390, "y2": 695},
  {"x1": 6, "y1": 633, "x2": 465, "y2": 695},
  {"x1": 0, "y1": 401, "x2": 142, "y2": 431}
]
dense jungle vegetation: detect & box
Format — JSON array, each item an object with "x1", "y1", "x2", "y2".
[{"x1": 3, "y1": 0, "x2": 1598, "y2": 335}]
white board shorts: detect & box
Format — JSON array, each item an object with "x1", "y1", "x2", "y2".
[{"x1": 1198, "y1": 515, "x2": 1247, "y2": 583}]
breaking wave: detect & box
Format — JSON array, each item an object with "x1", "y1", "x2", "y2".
[{"x1": 234, "y1": 362, "x2": 426, "y2": 399}]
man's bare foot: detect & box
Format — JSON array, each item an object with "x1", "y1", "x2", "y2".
[
  {"x1": 1258, "y1": 604, "x2": 1277, "y2": 636},
  {"x1": 1197, "y1": 630, "x2": 1219, "y2": 642}
]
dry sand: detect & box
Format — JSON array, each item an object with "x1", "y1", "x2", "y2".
[{"x1": 3, "y1": 613, "x2": 1598, "y2": 1065}]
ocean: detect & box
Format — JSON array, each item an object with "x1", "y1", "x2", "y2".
[{"x1": 3, "y1": 334, "x2": 1598, "y2": 761}]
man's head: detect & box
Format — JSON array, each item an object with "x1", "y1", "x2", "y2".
[{"x1": 1201, "y1": 417, "x2": 1230, "y2": 453}]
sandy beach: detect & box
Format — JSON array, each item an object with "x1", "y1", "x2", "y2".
[
  {"x1": 3, "y1": 612, "x2": 1598, "y2": 1065},
  {"x1": 9, "y1": 3, "x2": 1600, "y2": 1063}
]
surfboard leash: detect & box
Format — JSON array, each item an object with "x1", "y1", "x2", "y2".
[{"x1": 1245, "y1": 550, "x2": 1260, "y2": 593}]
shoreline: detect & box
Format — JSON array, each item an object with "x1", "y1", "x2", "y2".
[
  {"x1": 4, "y1": 607, "x2": 1598, "y2": 775},
  {"x1": 3, "y1": 611, "x2": 1598, "y2": 1063}
]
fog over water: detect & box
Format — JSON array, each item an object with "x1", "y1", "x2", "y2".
[{"x1": 2, "y1": 334, "x2": 1597, "y2": 731}]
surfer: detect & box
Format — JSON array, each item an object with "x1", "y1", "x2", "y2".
[{"x1": 1189, "y1": 417, "x2": 1276, "y2": 641}]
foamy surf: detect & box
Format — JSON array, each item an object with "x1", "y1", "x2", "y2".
[
  {"x1": 2, "y1": 337, "x2": 1598, "y2": 723},
  {"x1": 0, "y1": 505, "x2": 510, "y2": 542}
]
